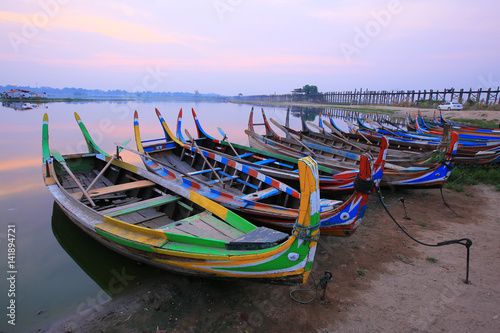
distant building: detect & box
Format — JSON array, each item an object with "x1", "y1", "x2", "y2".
[
  {"x1": 1, "y1": 89, "x2": 46, "y2": 98},
  {"x1": 291, "y1": 88, "x2": 305, "y2": 95}
]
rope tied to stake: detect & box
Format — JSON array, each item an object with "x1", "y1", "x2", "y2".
[
  {"x1": 290, "y1": 271, "x2": 333, "y2": 304},
  {"x1": 376, "y1": 188, "x2": 472, "y2": 284}
]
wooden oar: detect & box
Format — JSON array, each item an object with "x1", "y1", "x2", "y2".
[
  {"x1": 270, "y1": 118, "x2": 317, "y2": 157},
  {"x1": 115, "y1": 143, "x2": 214, "y2": 187},
  {"x1": 84, "y1": 153, "x2": 118, "y2": 195},
  {"x1": 285, "y1": 108, "x2": 290, "y2": 138},
  {"x1": 307, "y1": 121, "x2": 326, "y2": 135},
  {"x1": 345, "y1": 119, "x2": 373, "y2": 145},
  {"x1": 217, "y1": 127, "x2": 240, "y2": 158},
  {"x1": 84, "y1": 140, "x2": 132, "y2": 196},
  {"x1": 185, "y1": 129, "x2": 225, "y2": 188},
  {"x1": 50, "y1": 149, "x2": 96, "y2": 207},
  {"x1": 365, "y1": 117, "x2": 406, "y2": 139},
  {"x1": 318, "y1": 121, "x2": 368, "y2": 151},
  {"x1": 246, "y1": 129, "x2": 310, "y2": 157},
  {"x1": 323, "y1": 120, "x2": 348, "y2": 138}
]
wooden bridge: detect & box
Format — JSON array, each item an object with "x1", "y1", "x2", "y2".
[{"x1": 240, "y1": 87, "x2": 500, "y2": 107}]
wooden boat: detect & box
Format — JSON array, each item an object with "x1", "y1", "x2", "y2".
[
  {"x1": 422, "y1": 111, "x2": 500, "y2": 136},
  {"x1": 327, "y1": 116, "x2": 441, "y2": 152},
  {"x1": 333, "y1": 116, "x2": 500, "y2": 164},
  {"x1": 247, "y1": 108, "x2": 365, "y2": 172},
  {"x1": 268, "y1": 109, "x2": 447, "y2": 169},
  {"x1": 134, "y1": 109, "x2": 375, "y2": 236},
  {"x1": 187, "y1": 107, "x2": 388, "y2": 193},
  {"x1": 309, "y1": 113, "x2": 500, "y2": 165},
  {"x1": 360, "y1": 114, "x2": 500, "y2": 146},
  {"x1": 42, "y1": 113, "x2": 321, "y2": 284},
  {"x1": 298, "y1": 110, "x2": 427, "y2": 161},
  {"x1": 246, "y1": 109, "x2": 460, "y2": 189}
]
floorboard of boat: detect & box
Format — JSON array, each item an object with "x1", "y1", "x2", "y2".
[{"x1": 161, "y1": 212, "x2": 244, "y2": 241}]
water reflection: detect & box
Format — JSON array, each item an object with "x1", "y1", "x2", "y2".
[
  {"x1": 51, "y1": 202, "x2": 160, "y2": 298},
  {"x1": 247, "y1": 105, "x2": 352, "y2": 135},
  {"x1": 2, "y1": 101, "x2": 48, "y2": 111}
]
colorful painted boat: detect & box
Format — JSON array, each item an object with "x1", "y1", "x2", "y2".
[
  {"x1": 266, "y1": 109, "x2": 446, "y2": 169},
  {"x1": 297, "y1": 110, "x2": 426, "y2": 162},
  {"x1": 247, "y1": 108, "x2": 366, "y2": 172},
  {"x1": 42, "y1": 113, "x2": 321, "y2": 284},
  {"x1": 359, "y1": 115, "x2": 500, "y2": 147},
  {"x1": 187, "y1": 107, "x2": 388, "y2": 193},
  {"x1": 333, "y1": 116, "x2": 500, "y2": 163},
  {"x1": 421, "y1": 111, "x2": 500, "y2": 137},
  {"x1": 246, "y1": 109, "x2": 459, "y2": 189},
  {"x1": 133, "y1": 109, "x2": 375, "y2": 236}
]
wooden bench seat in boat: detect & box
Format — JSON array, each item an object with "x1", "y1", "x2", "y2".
[
  {"x1": 216, "y1": 170, "x2": 260, "y2": 190},
  {"x1": 101, "y1": 195, "x2": 180, "y2": 217},
  {"x1": 253, "y1": 158, "x2": 276, "y2": 165},
  {"x1": 71, "y1": 180, "x2": 155, "y2": 200},
  {"x1": 160, "y1": 212, "x2": 289, "y2": 250},
  {"x1": 320, "y1": 198, "x2": 343, "y2": 212},
  {"x1": 160, "y1": 212, "x2": 245, "y2": 242},
  {"x1": 207, "y1": 175, "x2": 239, "y2": 184},
  {"x1": 179, "y1": 167, "x2": 221, "y2": 177},
  {"x1": 400, "y1": 166, "x2": 430, "y2": 173},
  {"x1": 226, "y1": 227, "x2": 289, "y2": 250},
  {"x1": 239, "y1": 187, "x2": 281, "y2": 201}
]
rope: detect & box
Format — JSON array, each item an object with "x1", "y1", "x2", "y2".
[
  {"x1": 353, "y1": 174, "x2": 375, "y2": 194},
  {"x1": 290, "y1": 271, "x2": 333, "y2": 304},
  {"x1": 376, "y1": 188, "x2": 472, "y2": 284},
  {"x1": 292, "y1": 222, "x2": 320, "y2": 242},
  {"x1": 440, "y1": 187, "x2": 460, "y2": 216},
  {"x1": 377, "y1": 187, "x2": 404, "y2": 207}
]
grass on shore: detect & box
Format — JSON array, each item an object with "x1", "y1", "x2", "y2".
[
  {"x1": 447, "y1": 163, "x2": 500, "y2": 191},
  {"x1": 447, "y1": 118, "x2": 500, "y2": 129}
]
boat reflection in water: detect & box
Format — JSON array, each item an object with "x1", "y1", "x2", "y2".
[
  {"x1": 51, "y1": 202, "x2": 160, "y2": 300},
  {"x1": 2, "y1": 101, "x2": 47, "y2": 111}
]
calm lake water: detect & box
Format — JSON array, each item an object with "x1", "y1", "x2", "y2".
[{"x1": 0, "y1": 100, "x2": 344, "y2": 332}]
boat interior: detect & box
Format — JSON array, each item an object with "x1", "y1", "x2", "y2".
[
  {"x1": 54, "y1": 155, "x2": 244, "y2": 242},
  {"x1": 53, "y1": 154, "x2": 290, "y2": 249},
  {"x1": 142, "y1": 140, "x2": 303, "y2": 209}
]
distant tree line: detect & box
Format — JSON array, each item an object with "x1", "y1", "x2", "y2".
[{"x1": 0, "y1": 85, "x2": 222, "y2": 99}]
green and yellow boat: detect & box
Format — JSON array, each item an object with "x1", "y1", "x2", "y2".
[{"x1": 42, "y1": 113, "x2": 321, "y2": 284}]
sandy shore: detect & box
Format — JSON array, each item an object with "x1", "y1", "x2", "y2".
[
  {"x1": 46, "y1": 185, "x2": 500, "y2": 333},
  {"x1": 247, "y1": 101, "x2": 500, "y2": 123}
]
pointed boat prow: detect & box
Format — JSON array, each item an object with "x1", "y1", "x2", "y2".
[
  {"x1": 293, "y1": 156, "x2": 321, "y2": 283},
  {"x1": 42, "y1": 113, "x2": 50, "y2": 162},
  {"x1": 74, "y1": 112, "x2": 108, "y2": 156},
  {"x1": 176, "y1": 108, "x2": 186, "y2": 142}
]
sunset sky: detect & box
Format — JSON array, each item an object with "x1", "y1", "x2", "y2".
[{"x1": 1, "y1": 0, "x2": 499, "y2": 95}]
